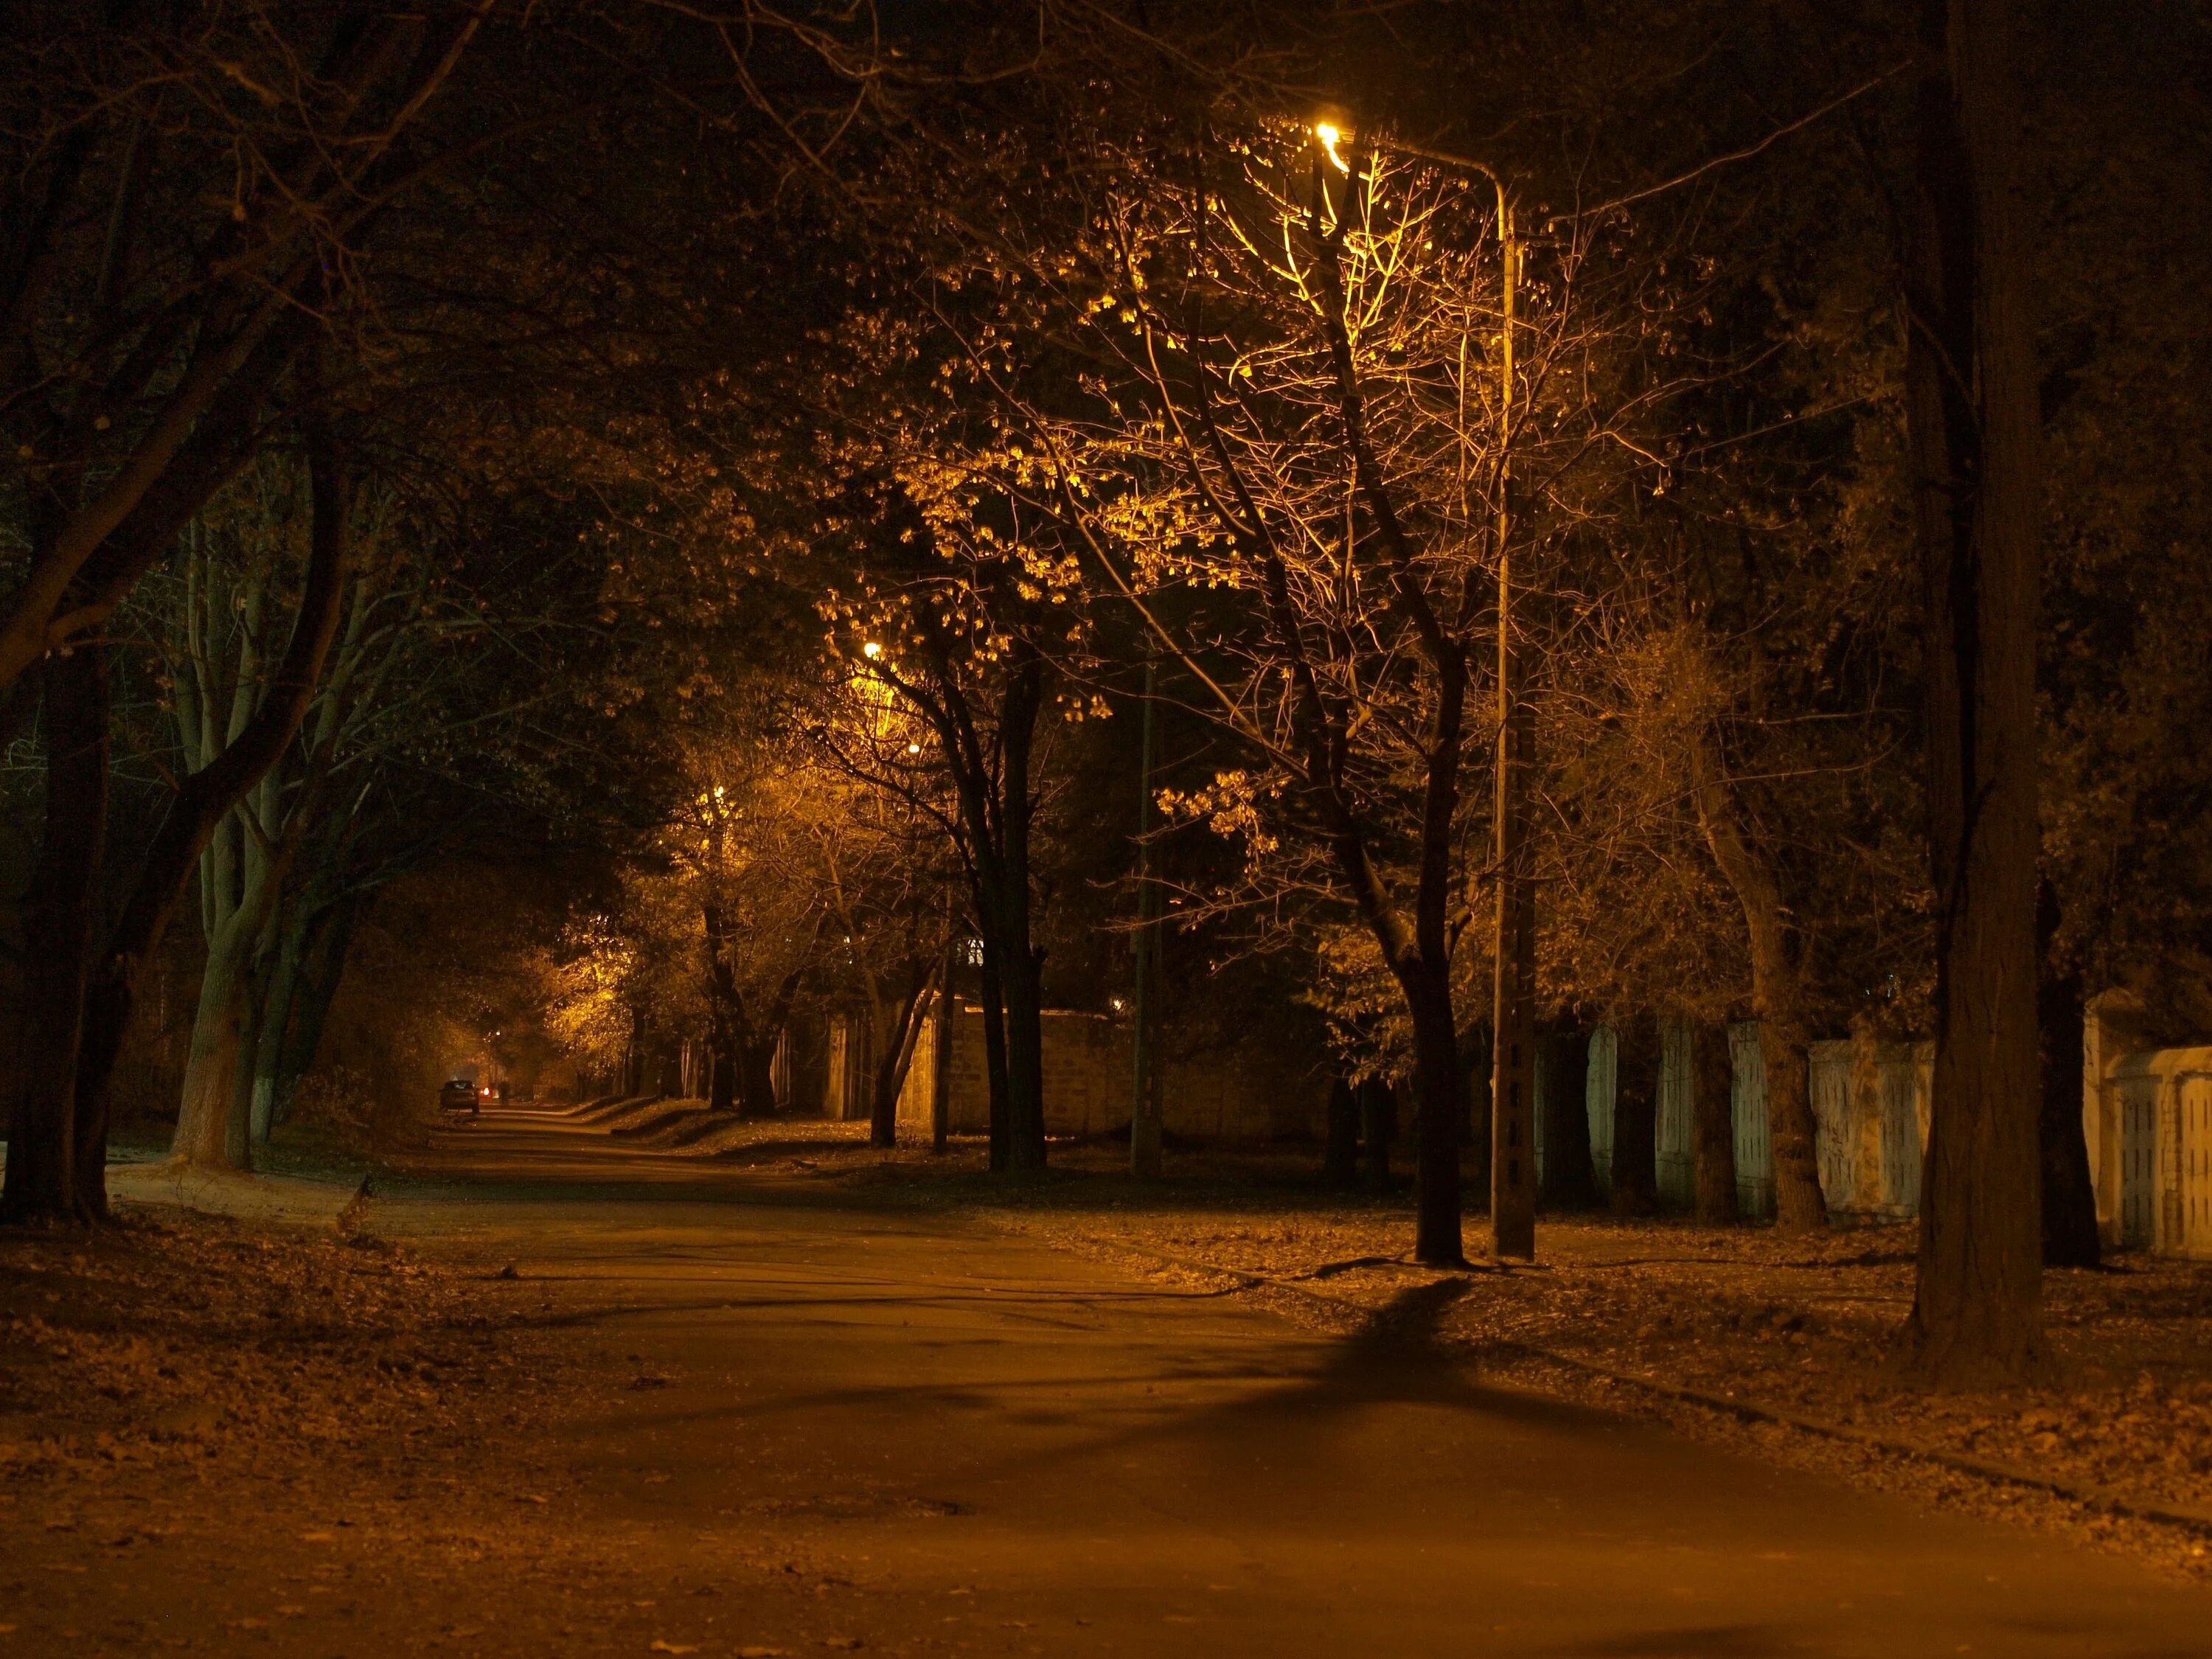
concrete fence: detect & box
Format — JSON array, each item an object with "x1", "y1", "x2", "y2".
[
  {"x1": 2084, "y1": 996, "x2": 2212, "y2": 1256},
  {"x1": 1728, "y1": 1023, "x2": 1775, "y2": 1220},
  {"x1": 894, "y1": 996, "x2": 1326, "y2": 1144},
  {"x1": 840, "y1": 989, "x2": 2212, "y2": 1259},
  {"x1": 1556, "y1": 996, "x2": 2212, "y2": 1255},
  {"x1": 1807, "y1": 1037, "x2": 1932, "y2": 1220},
  {"x1": 1542, "y1": 1020, "x2": 1930, "y2": 1223}
]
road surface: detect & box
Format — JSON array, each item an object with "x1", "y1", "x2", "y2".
[
  {"x1": 365, "y1": 1102, "x2": 2212, "y2": 1657},
  {"x1": 27, "y1": 1102, "x2": 2212, "y2": 1656}
]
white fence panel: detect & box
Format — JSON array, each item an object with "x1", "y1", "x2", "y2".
[
  {"x1": 1808, "y1": 1042, "x2": 1859, "y2": 1211},
  {"x1": 1554, "y1": 1019, "x2": 1928, "y2": 1223},
  {"x1": 2182, "y1": 1077, "x2": 2212, "y2": 1256},
  {"x1": 1655, "y1": 1018, "x2": 1694, "y2": 1211},
  {"x1": 1531, "y1": 1040, "x2": 1548, "y2": 1189},
  {"x1": 2118, "y1": 1072, "x2": 2160, "y2": 1248},
  {"x1": 1586, "y1": 1024, "x2": 1617, "y2": 1194},
  {"x1": 1879, "y1": 1046, "x2": 1932, "y2": 1216},
  {"x1": 2096, "y1": 1043, "x2": 2212, "y2": 1257},
  {"x1": 1730, "y1": 1021, "x2": 1774, "y2": 1220}
]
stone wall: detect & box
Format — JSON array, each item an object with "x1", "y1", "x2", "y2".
[{"x1": 895, "y1": 998, "x2": 1328, "y2": 1144}]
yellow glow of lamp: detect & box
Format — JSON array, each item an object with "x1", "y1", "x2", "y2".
[
  {"x1": 1315, "y1": 122, "x2": 1349, "y2": 174},
  {"x1": 862, "y1": 641, "x2": 883, "y2": 660}
]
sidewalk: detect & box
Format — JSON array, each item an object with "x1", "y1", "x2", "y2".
[{"x1": 0, "y1": 1138, "x2": 364, "y2": 1230}]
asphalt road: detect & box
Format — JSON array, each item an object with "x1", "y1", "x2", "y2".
[{"x1": 341, "y1": 1103, "x2": 2212, "y2": 1658}]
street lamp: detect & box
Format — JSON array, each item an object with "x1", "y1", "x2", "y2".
[
  {"x1": 1317, "y1": 118, "x2": 1534, "y2": 1262},
  {"x1": 1314, "y1": 121, "x2": 1350, "y2": 174}
]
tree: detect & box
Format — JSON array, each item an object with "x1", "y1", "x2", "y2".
[
  {"x1": 1034, "y1": 116, "x2": 1647, "y2": 1262},
  {"x1": 1539, "y1": 1026, "x2": 1599, "y2": 1211},
  {"x1": 2, "y1": 394, "x2": 347, "y2": 1220},
  {"x1": 1901, "y1": 0, "x2": 2051, "y2": 1385},
  {"x1": 0, "y1": 1, "x2": 493, "y2": 698},
  {"x1": 826, "y1": 577, "x2": 1062, "y2": 1172}
]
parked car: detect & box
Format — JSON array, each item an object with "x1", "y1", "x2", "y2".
[{"x1": 439, "y1": 1078, "x2": 479, "y2": 1117}]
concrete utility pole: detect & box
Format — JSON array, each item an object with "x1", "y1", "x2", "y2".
[
  {"x1": 931, "y1": 888, "x2": 955, "y2": 1154},
  {"x1": 1130, "y1": 654, "x2": 1164, "y2": 1179},
  {"x1": 1488, "y1": 196, "x2": 1537, "y2": 1260}
]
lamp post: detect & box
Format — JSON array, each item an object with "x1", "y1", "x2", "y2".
[
  {"x1": 1130, "y1": 653, "x2": 1164, "y2": 1179},
  {"x1": 1486, "y1": 191, "x2": 1535, "y2": 1262},
  {"x1": 1327, "y1": 123, "x2": 1534, "y2": 1260}
]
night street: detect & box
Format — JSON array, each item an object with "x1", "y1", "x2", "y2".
[
  {"x1": 13, "y1": 1102, "x2": 2212, "y2": 1657},
  {"x1": 8, "y1": 7, "x2": 2212, "y2": 1652}
]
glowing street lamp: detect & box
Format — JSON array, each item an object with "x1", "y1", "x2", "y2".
[
  {"x1": 1314, "y1": 121, "x2": 1350, "y2": 174},
  {"x1": 1310, "y1": 115, "x2": 1534, "y2": 1262}
]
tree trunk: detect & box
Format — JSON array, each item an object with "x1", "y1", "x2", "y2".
[
  {"x1": 70, "y1": 971, "x2": 129, "y2": 1223},
  {"x1": 2037, "y1": 884, "x2": 2098, "y2": 1266},
  {"x1": 931, "y1": 924, "x2": 956, "y2": 1154},
  {"x1": 982, "y1": 942, "x2": 1013, "y2": 1177},
  {"x1": 1691, "y1": 1020, "x2": 1741, "y2": 1225},
  {"x1": 1463, "y1": 1025, "x2": 1492, "y2": 1196},
  {"x1": 2039, "y1": 973, "x2": 2099, "y2": 1269},
  {"x1": 1409, "y1": 968, "x2": 1466, "y2": 1262},
  {"x1": 80, "y1": 410, "x2": 351, "y2": 1192},
  {"x1": 701, "y1": 897, "x2": 742, "y2": 1111},
  {"x1": 1694, "y1": 731, "x2": 1826, "y2": 1231},
  {"x1": 2026, "y1": 876, "x2": 2097, "y2": 1265},
  {"x1": 1, "y1": 644, "x2": 110, "y2": 1225},
  {"x1": 1540, "y1": 1026, "x2": 1600, "y2": 1211},
  {"x1": 173, "y1": 944, "x2": 251, "y2": 1169},
  {"x1": 229, "y1": 957, "x2": 266, "y2": 1165},
  {"x1": 1902, "y1": 0, "x2": 2051, "y2": 1385},
  {"x1": 1758, "y1": 1018, "x2": 1823, "y2": 1230},
  {"x1": 1610, "y1": 1016, "x2": 1660, "y2": 1217},
  {"x1": 173, "y1": 821, "x2": 282, "y2": 1170},
  {"x1": 869, "y1": 960, "x2": 932, "y2": 1149},
  {"x1": 734, "y1": 1037, "x2": 776, "y2": 1117},
  {"x1": 998, "y1": 935, "x2": 1048, "y2": 1172},
  {"x1": 249, "y1": 919, "x2": 305, "y2": 1143},
  {"x1": 1323, "y1": 1076, "x2": 1360, "y2": 1188},
  {"x1": 271, "y1": 896, "x2": 355, "y2": 1127},
  {"x1": 708, "y1": 1040, "x2": 738, "y2": 1113},
  {"x1": 623, "y1": 1004, "x2": 646, "y2": 1096},
  {"x1": 1359, "y1": 1075, "x2": 1396, "y2": 1195}
]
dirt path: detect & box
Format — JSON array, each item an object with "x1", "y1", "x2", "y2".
[{"x1": 12, "y1": 1105, "x2": 2212, "y2": 1656}]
